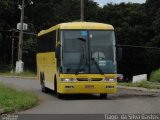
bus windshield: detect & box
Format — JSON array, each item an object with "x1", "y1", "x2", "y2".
[{"x1": 61, "y1": 30, "x2": 116, "y2": 74}]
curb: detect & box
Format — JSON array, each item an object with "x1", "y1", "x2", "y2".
[
  {"x1": 0, "y1": 75, "x2": 36, "y2": 80},
  {"x1": 118, "y1": 85, "x2": 160, "y2": 93}
]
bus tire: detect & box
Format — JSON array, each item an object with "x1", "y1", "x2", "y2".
[
  {"x1": 100, "y1": 94, "x2": 108, "y2": 99},
  {"x1": 54, "y1": 76, "x2": 57, "y2": 93},
  {"x1": 57, "y1": 93, "x2": 64, "y2": 99},
  {"x1": 54, "y1": 78, "x2": 64, "y2": 99},
  {"x1": 40, "y1": 73, "x2": 48, "y2": 93}
]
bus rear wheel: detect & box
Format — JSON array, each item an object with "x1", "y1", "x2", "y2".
[
  {"x1": 100, "y1": 94, "x2": 108, "y2": 99},
  {"x1": 41, "y1": 81, "x2": 49, "y2": 93},
  {"x1": 40, "y1": 73, "x2": 49, "y2": 93}
]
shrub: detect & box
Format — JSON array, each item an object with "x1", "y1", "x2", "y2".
[{"x1": 150, "y1": 69, "x2": 160, "y2": 83}]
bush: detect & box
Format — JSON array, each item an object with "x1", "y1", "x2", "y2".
[
  {"x1": 150, "y1": 69, "x2": 160, "y2": 82},
  {"x1": 0, "y1": 82, "x2": 38, "y2": 113},
  {"x1": 119, "y1": 81, "x2": 160, "y2": 89}
]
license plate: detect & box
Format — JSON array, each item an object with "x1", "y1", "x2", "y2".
[{"x1": 85, "y1": 85, "x2": 94, "y2": 89}]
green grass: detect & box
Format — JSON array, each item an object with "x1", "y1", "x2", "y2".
[
  {"x1": 119, "y1": 81, "x2": 160, "y2": 89},
  {"x1": 0, "y1": 82, "x2": 38, "y2": 113},
  {"x1": 0, "y1": 70, "x2": 36, "y2": 77},
  {"x1": 150, "y1": 69, "x2": 160, "y2": 83}
]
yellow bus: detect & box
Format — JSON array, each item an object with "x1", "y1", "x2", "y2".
[{"x1": 37, "y1": 22, "x2": 117, "y2": 99}]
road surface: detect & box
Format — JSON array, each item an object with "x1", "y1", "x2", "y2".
[{"x1": 0, "y1": 76, "x2": 160, "y2": 114}]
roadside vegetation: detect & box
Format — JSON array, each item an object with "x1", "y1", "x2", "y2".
[
  {"x1": 0, "y1": 82, "x2": 38, "y2": 113},
  {"x1": 119, "y1": 81, "x2": 160, "y2": 89},
  {"x1": 0, "y1": 70, "x2": 36, "y2": 77},
  {"x1": 119, "y1": 69, "x2": 160, "y2": 89},
  {"x1": 149, "y1": 69, "x2": 160, "y2": 83}
]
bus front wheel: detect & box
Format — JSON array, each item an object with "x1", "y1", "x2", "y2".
[
  {"x1": 41, "y1": 83, "x2": 48, "y2": 93},
  {"x1": 54, "y1": 78, "x2": 64, "y2": 99},
  {"x1": 100, "y1": 94, "x2": 108, "y2": 99},
  {"x1": 57, "y1": 93, "x2": 64, "y2": 99}
]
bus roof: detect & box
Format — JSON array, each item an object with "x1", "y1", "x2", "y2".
[{"x1": 38, "y1": 22, "x2": 114, "y2": 36}]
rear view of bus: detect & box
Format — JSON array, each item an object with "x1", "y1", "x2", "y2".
[{"x1": 37, "y1": 22, "x2": 117, "y2": 99}]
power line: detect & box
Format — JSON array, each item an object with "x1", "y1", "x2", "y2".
[
  {"x1": 0, "y1": 29, "x2": 37, "y2": 36},
  {"x1": 0, "y1": 30, "x2": 159, "y2": 49},
  {"x1": 117, "y1": 44, "x2": 160, "y2": 50}
]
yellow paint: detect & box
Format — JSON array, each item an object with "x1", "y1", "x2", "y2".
[
  {"x1": 37, "y1": 22, "x2": 117, "y2": 95},
  {"x1": 58, "y1": 82, "x2": 117, "y2": 94},
  {"x1": 60, "y1": 74, "x2": 117, "y2": 79},
  {"x1": 38, "y1": 22, "x2": 114, "y2": 36},
  {"x1": 37, "y1": 52, "x2": 56, "y2": 83}
]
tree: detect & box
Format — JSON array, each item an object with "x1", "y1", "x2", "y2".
[
  {"x1": 0, "y1": 33, "x2": 2, "y2": 47},
  {"x1": 0, "y1": 0, "x2": 160, "y2": 76}
]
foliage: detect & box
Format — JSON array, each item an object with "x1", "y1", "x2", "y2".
[
  {"x1": 0, "y1": 0, "x2": 160, "y2": 77},
  {"x1": 0, "y1": 82, "x2": 38, "y2": 113},
  {"x1": 150, "y1": 69, "x2": 160, "y2": 83},
  {"x1": 23, "y1": 36, "x2": 37, "y2": 71},
  {"x1": 119, "y1": 81, "x2": 160, "y2": 89},
  {"x1": 0, "y1": 33, "x2": 2, "y2": 46}
]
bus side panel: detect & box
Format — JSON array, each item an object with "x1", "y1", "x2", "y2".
[{"x1": 37, "y1": 52, "x2": 57, "y2": 90}]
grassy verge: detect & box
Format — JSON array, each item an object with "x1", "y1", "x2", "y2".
[
  {"x1": 0, "y1": 71, "x2": 36, "y2": 77},
  {"x1": 0, "y1": 82, "x2": 38, "y2": 113},
  {"x1": 119, "y1": 81, "x2": 160, "y2": 89}
]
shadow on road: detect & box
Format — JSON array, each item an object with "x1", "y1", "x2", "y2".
[
  {"x1": 44, "y1": 89, "x2": 159, "y2": 101},
  {"x1": 111, "y1": 93, "x2": 158, "y2": 100},
  {"x1": 47, "y1": 90, "x2": 106, "y2": 100}
]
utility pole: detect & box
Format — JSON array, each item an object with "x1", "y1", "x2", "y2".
[
  {"x1": 11, "y1": 30, "x2": 15, "y2": 73},
  {"x1": 81, "y1": 0, "x2": 84, "y2": 21},
  {"x1": 18, "y1": 0, "x2": 24, "y2": 61},
  {"x1": 16, "y1": 0, "x2": 25, "y2": 73}
]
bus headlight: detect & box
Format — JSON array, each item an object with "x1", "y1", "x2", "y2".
[
  {"x1": 61, "y1": 78, "x2": 77, "y2": 82},
  {"x1": 103, "y1": 78, "x2": 117, "y2": 82}
]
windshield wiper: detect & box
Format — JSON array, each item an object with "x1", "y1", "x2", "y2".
[
  {"x1": 91, "y1": 57, "x2": 104, "y2": 75},
  {"x1": 75, "y1": 53, "x2": 85, "y2": 74},
  {"x1": 75, "y1": 38, "x2": 87, "y2": 75}
]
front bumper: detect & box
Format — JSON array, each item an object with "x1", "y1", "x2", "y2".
[{"x1": 58, "y1": 82, "x2": 117, "y2": 94}]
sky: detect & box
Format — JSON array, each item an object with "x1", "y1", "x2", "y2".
[{"x1": 94, "y1": 0, "x2": 146, "y2": 7}]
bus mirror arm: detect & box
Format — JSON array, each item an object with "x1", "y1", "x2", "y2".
[{"x1": 56, "y1": 45, "x2": 61, "y2": 60}]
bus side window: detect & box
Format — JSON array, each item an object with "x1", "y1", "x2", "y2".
[{"x1": 37, "y1": 31, "x2": 56, "y2": 53}]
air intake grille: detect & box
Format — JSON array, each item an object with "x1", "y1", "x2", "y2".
[{"x1": 77, "y1": 78, "x2": 102, "y2": 81}]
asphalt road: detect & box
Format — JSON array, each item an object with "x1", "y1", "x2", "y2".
[{"x1": 0, "y1": 76, "x2": 160, "y2": 114}]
